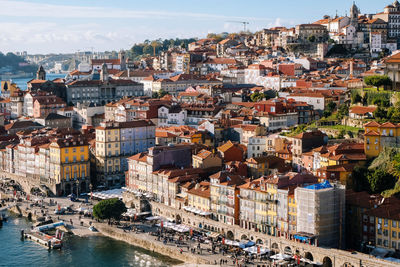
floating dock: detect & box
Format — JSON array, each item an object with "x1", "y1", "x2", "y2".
[{"x1": 23, "y1": 230, "x2": 62, "y2": 249}]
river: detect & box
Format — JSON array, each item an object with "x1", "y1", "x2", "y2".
[
  {"x1": 0, "y1": 213, "x2": 180, "y2": 267},
  {"x1": 2, "y1": 73, "x2": 67, "y2": 91}
]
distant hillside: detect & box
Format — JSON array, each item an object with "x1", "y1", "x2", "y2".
[
  {"x1": 0, "y1": 52, "x2": 37, "y2": 73},
  {"x1": 128, "y1": 38, "x2": 198, "y2": 60}
]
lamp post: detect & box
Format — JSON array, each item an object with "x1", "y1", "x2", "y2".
[{"x1": 76, "y1": 179, "x2": 79, "y2": 198}]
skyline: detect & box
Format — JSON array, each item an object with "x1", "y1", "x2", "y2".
[{"x1": 0, "y1": 0, "x2": 388, "y2": 54}]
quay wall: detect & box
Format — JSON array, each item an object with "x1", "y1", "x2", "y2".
[{"x1": 94, "y1": 223, "x2": 210, "y2": 265}]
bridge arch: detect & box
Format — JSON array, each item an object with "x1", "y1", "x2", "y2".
[
  {"x1": 284, "y1": 246, "x2": 292, "y2": 255},
  {"x1": 226, "y1": 231, "x2": 234, "y2": 240},
  {"x1": 323, "y1": 256, "x2": 333, "y2": 267},
  {"x1": 304, "y1": 252, "x2": 314, "y2": 261},
  {"x1": 271, "y1": 242, "x2": 279, "y2": 253}
]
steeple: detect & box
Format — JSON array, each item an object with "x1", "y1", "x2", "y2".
[
  {"x1": 100, "y1": 63, "x2": 108, "y2": 82},
  {"x1": 118, "y1": 50, "x2": 126, "y2": 71},
  {"x1": 36, "y1": 65, "x2": 46, "y2": 80},
  {"x1": 350, "y1": 1, "x2": 360, "y2": 27}
]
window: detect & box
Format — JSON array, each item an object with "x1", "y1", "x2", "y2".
[
  {"x1": 393, "y1": 221, "x2": 397, "y2": 228},
  {"x1": 384, "y1": 240, "x2": 389, "y2": 247},
  {"x1": 65, "y1": 157, "x2": 69, "y2": 163},
  {"x1": 81, "y1": 155, "x2": 84, "y2": 161},
  {"x1": 384, "y1": 219, "x2": 388, "y2": 227},
  {"x1": 393, "y1": 231, "x2": 397, "y2": 238},
  {"x1": 384, "y1": 229, "x2": 388, "y2": 236}
]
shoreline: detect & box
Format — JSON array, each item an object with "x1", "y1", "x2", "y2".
[
  {"x1": 6, "y1": 205, "x2": 191, "y2": 266},
  {"x1": 94, "y1": 223, "x2": 210, "y2": 265}
]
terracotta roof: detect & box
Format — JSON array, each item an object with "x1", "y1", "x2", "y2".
[
  {"x1": 194, "y1": 149, "x2": 212, "y2": 160},
  {"x1": 349, "y1": 106, "x2": 376, "y2": 115}
]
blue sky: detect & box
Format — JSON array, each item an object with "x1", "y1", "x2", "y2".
[{"x1": 0, "y1": 0, "x2": 387, "y2": 54}]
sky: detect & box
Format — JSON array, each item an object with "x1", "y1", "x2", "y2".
[{"x1": 0, "y1": 0, "x2": 388, "y2": 54}]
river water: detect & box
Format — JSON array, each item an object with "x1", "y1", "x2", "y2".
[
  {"x1": 2, "y1": 73, "x2": 67, "y2": 91},
  {"x1": 0, "y1": 213, "x2": 180, "y2": 267}
]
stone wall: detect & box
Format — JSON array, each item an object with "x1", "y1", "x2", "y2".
[
  {"x1": 151, "y1": 201, "x2": 399, "y2": 267},
  {"x1": 95, "y1": 223, "x2": 210, "y2": 265}
]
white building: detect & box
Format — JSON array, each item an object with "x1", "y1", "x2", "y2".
[
  {"x1": 158, "y1": 105, "x2": 187, "y2": 127},
  {"x1": 247, "y1": 136, "x2": 267, "y2": 158}
]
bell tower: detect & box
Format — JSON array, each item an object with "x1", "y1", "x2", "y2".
[
  {"x1": 350, "y1": 1, "x2": 360, "y2": 28},
  {"x1": 36, "y1": 65, "x2": 46, "y2": 80}
]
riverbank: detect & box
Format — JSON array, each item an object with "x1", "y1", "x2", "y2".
[
  {"x1": 5, "y1": 202, "x2": 187, "y2": 265},
  {"x1": 95, "y1": 223, "x2": 208, "y2": 265}
]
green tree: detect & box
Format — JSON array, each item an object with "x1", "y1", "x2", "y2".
[
  {"x1": 351, "y1": 93, "x2": 362, "y2": 104},
  {"x1": 337, "y1": 129, "x2": 346, "y2": 139},
  {"x1": 93, "y1": 198, "x2": 127, "y2": 223},
  {"x1": 373, "y1": 106, "x2": 387, "y2": 120},
  {"x1": 158, "y1": 89, "x2": 168, "y2": 98},
  {"x1": 367, "y1": 169, "x2": 397, "y2": 194},
  {"x1": 337, "y1": 104, "x2": 349, "y2": 120},
  {"x1": 364, "y1": 75, "x2": 392, "y2": 91},
  {"x1": 250, "y1": 92, "x2": 263, "y2": 102},
  {"x1": 323, "y1": 101, "x2": 337, "y2": 117},
  {"x1": 352, "y1": 165, "x2": 370, "y2": 192}
]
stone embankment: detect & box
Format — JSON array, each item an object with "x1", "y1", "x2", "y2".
[{"x1": 95, "y1": 223, "x2": 208, "y2": 265}]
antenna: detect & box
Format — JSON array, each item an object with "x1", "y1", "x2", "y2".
[{"x1": 226, "y1": 21, "x2": 250, "y2": 32}]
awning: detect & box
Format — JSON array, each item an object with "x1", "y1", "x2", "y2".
[
  {"x1": 224, "y1": 239, "x2": 240, "y2": 246},
  {"x1": 207, "y1": 232, "x2": 220, "y2": 238},
  {"x1": 270, "y1": 254, "x2": 292, "y2": 260},
  {"x1": 146, "y1": 216, "x2": 160, "y2": 221}
]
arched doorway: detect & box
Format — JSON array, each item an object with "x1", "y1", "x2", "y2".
[
  {"x1": 342, "y1": 263, "x2": 354, "y2": 267},
  {"x1": 323, "y1": 256, "x2": 332, "y2": 267},
  {"x1": 80, "y1": 181, "x2": 86, "y2": 193},
  {"x1": 175, "y1": 214, "x2": 181, "y2": 224},
  {"x1": 65, "y1": 184, "x2": 71, "y2": 196},
  {"x1": 227, "y1": 231, "x2": 234, "y2": 240},
  {"x1": 256, "y1": 239, "x2": 263, "y2": 245},
  {"x1": 241, "y1": 234, "x2": 248, "y2": 240},
  {"x1": 72, "y1": 183, "x2": 77, "y2": 195},
  {"x1": 271, "y1": 243, "x2": 279, "y2": 253},
  {"x1": 284, "y1": 246, "x2": 292, "y2": 255},
  {"x1": 304, "y1": 252, "x2": 314, "y2": 261}
]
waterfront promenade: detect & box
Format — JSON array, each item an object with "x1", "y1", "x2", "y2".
[{"x1": 2, "y1": 192, "x2": 400, "y2": 267}]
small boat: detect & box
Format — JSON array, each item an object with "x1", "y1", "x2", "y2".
[{"x1": 88, "y1": 226, "x2": 97, "y2": 232}]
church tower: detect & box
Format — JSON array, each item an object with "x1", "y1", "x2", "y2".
[
  {"x1": 118, "y1": 50, "x2": 126, "y2": 71},
  {"x1": 350, "y1": 1, "x2": 360, "y2": 28},
  {"x1": 100, "y1": 63, "x2": 109, "y2": 82},
  {"x1": 36, "y1": 65, "x2": 46, "y2": 80}
]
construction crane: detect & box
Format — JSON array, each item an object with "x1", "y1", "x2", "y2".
[{"x1": 227, "y1": 21, "x2": 249, "y2": 32}]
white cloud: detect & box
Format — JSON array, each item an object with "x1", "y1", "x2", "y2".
[
  {"x1": 0, "y1": 1, "x2": 299, "y2": 53},
  {"x1": 0, "y1": 0, "x2": 275, "y2": 22}
]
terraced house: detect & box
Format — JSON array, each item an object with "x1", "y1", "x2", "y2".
[
  {"x1": 49, "y1": 137, "x2": 90, "y2": 196},
  {"x1": 364, "y1": 121, "x2": 400, "y2": 157},
  {"x1": 95, "y1": 120, "x2": 155, "y2": 187}
]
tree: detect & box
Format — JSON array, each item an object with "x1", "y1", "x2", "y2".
[
  {"x1": 158, "y1": 89, "x2": 168, "y2": 98},
  {"x1": 364, "y1": 75, "x2": 392, "y2": 91},
  {"x1": 323, "y1": 101, "x2": 337, "y2": 117},
  {"x1": 337, "y1": 104, "x2": 349, "y2": 120},
  {"x1": 250, "y1": 92, "x2": 263, "y2": 102},
  {"x1": 351, "y1": 93, "x2": 362, "y2": 104},
  {"x1": 93, "y1": 198, "x2": 127, "y2": 223},
  {"x1": 351, "y1": 165, "x2": 370, "y2": 192},
  {"x1": 367, "y1": 169, "x2": 397, "y2": 194},
  {"x1": 337, "y1": 129, "x2": 346, "y2": 139},
  {"x1": 373, "y1": 106, "x2": 387, "y2": 120}
]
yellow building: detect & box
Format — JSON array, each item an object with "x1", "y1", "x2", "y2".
[
  {"x1": 192, "y1": 149, "x2": 222, "y2": 169},
  {"x1": 187, "y1": 182, "x2": 211, "y2": 212},
  {"x1": 50, "y1": 137, "x2": 90, "y2": 196},
  {"x1": 265, "y1": 176, "x2": 279, "y2": 236},
  {"x1": 366, "y1": 197, "x2": 400, "y2": 251},
  {"x1": 288, "y1": 189, "x2": 297, "y2": 235},
  {"x1": 364, "y1": 121, "x2": 400, "y2": 157}
]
